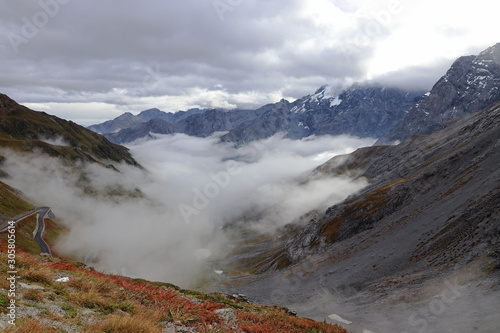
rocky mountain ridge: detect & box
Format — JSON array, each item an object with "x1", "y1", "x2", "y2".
[
  {"x1": 91, "y1": 85, "x2": 423, "y2": 145},
  {"x1": 88, "y1": 107, "x2": 207, "y2": 134},
  {"x1": 220, "y1": 85, "x2": 423, "y2": 145},
  {"x1": 378, "y1": 42, "x2": 500, "y2": 144}
]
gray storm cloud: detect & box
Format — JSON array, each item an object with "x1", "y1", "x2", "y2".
[
  {"x1": 4, "y1": 0, "x2": 496, "y2": 124},
  {"x1": 0, "y1": 0, "x2": 364, "y2": 112},
  {"x1": 1, "y1": 134, "x2": 373, "y2": 287}
]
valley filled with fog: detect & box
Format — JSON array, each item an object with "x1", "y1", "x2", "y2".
[{"x1": 2, "y1": 133, "x2": 374, "y2": 287}]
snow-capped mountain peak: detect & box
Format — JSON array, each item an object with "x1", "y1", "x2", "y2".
[{"x1": 292, "y1": 85, "x2": 343, "y2": 113}]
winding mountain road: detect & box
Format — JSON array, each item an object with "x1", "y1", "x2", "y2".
[{"x1": 0, "y1": 207, "x2": 54, "y2": 255}]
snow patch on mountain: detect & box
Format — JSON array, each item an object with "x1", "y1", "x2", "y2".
[{"x1": 330, "y1": 96, "x2": 342, "y2": 107}]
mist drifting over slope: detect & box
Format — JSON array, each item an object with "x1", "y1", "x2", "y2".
[{"x1": 1, "y1": 133, "x2": 374, "y2": 287}]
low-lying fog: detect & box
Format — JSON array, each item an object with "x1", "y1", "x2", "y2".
[{"x1": 2, "y1": 133, "x2": 374, "y2": 287}]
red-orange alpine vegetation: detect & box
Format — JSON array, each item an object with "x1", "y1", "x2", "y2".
[{"x1": 0, "y1": 239, "x2": 350, "y2": 332}]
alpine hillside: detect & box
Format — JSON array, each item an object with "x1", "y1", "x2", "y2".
[
  {"x1": 219, "y1": 97, "x2": 500, "y2": 332},
  {"x1": 0, "y1": 94, "x2": 138, "y2": 167}
]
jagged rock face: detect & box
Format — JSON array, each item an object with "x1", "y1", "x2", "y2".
[
  {"x1": 284, "y1": 98, "x2": 500, "y2": 267},
  {"x1": 220, "y1": 86, "x2": 422, "y2": 144},
  {"x1": 378, "y1": 43, "x2": 500, "y2": 144},
  {"x1": 301, "y1": 86, "x2": 423, "y2": 138},
  {"x1": 219, "y1": 100, "x2": 293, "y2": 145},
  {"x1": 137, "y1": 107, "x2": 206, "y2": 123},
  {"x1": 175, "y1": 109, "x2": 258, "y2": 138},
  {"x1": 136, "y1": 108, "x2": 168, "y2": 121},
  {"x1": 90, "y1": 43, "x2": 500, "y2": 148}
]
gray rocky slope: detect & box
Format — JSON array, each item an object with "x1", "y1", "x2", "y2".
[
  {"x1": 378, "y1": 42, "x2": 500, "y2": 144},
  {"x1": 218, "y1": 98, "x2": 500, "y2": 333}
]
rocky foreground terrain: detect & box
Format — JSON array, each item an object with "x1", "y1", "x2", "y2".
[{"x1": 0, "y1": 242, "x2": 349, "y2": 333}]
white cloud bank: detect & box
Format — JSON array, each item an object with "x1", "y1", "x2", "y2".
[{"x1": 1, "y1": 134, "x2": 374, "y2": 287}]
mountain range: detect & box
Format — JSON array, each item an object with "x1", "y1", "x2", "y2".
[
  {"x1": 89, "y1": 43, "x2": 500, "y2": 149},
  {"x1": 88, "y1": 107, "x2": 207, "y2": 135},
  {"x1": 219, "y1": 85, "x2": 423, "y2": 145},
  {"x1": 92, "y1": 86, "x2": 423, "y2": 145}
]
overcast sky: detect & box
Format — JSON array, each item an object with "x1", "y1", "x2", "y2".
[{"x1": 0, "y1": 0, "x2": 498, "y2": 125}]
